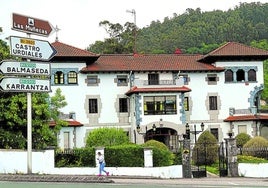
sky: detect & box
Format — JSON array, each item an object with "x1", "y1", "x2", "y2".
[{"x1": 1, "y1": 0, "x2": 268, "y2": 49}]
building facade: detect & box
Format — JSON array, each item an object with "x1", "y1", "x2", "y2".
[{"x1": 50, "y1": 41, "x2": 268, "y2": 150}]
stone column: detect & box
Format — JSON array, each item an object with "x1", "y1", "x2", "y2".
[
  {"x1": 225, "y1": 138, "x2": 239, "y2": 177},
  {"x1": 182, "y1": 139, "x2": 191, "y2": 178}
]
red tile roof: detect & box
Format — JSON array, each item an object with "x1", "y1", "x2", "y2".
[
  {"x1": 51, "y1": 41, "x2": 99, "y2": 57},
  {"x1": 125, "y1": 86, "x2": 191, "y2": 96},
  {"x1": 199, "y1": 42, "x2": 268, "y2": 62},
  {"x1": 80, "y1": 54, "x2": 224, "y2": 73},
  {"x1": 50, "y1": 120, "x2": 83, "y2": 127},
  {"x1": 224, "y1": 114, "x2": 268, "y2": 122}
]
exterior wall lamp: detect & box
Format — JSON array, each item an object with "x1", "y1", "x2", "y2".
[
  {"x1": 152, "y1": 124, "x2": 157, "y2": 133},
  {"x1": 159, "y1": 118, "x2": 163, "y2": 127},
  {"x1": 136, "y1": 124, "x2": 147, "y2": 135}
]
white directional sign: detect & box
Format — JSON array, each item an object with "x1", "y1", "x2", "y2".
[
  {"x1": 9, "y1": 36, "x2": 57, "y2": 61},
  {"x1": 0, "y1": 60, "x2": 50, "y2": 76},
  {"x1": 0, "y1": 77, "x2": 51, "y2": 92}
]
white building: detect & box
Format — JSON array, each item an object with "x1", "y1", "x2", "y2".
[{"x1": 50, "y1": 41, "x2": 268, "y2": 150}]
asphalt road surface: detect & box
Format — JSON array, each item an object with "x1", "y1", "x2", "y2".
[{"x1": 1, "y1": 177, "x2": 268, "y2": 188}]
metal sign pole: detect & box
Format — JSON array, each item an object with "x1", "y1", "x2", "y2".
[
  {"x1": 26, "y1": 33, "x2": 32, "y2": 174},
  {"x1": 27, "y1": 91, "x2": 32, "y2": 174}
]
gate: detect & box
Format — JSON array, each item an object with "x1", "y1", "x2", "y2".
[
  {"x1": 219, "y1": 141, "x2": 228, "y2": 177},
  {"x1": 190, "y1": 142, "x2": 208, "y2": 178},
  {"x1": 190, "y1": 141, "x2": 228, "y2": 178}
]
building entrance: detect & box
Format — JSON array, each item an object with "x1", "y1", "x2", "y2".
[{"x1": 145, "y1": 127, "x2": 178, "y2": 152}]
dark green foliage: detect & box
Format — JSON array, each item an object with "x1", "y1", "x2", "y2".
[
  {"x1": 235, "y1": 133, "x2": 251, "y2": 147},
  {"x1": 105, "y1": 145, "x2": 144, "y2": 167},
  {"x1": 89, "y1": 2, "x2": 268, "y2": 54},
  {"x1": 142, "y1": 140, "x2": 174, "y2": 166},
  {"x1": 85, "y1": 127, "x2": 130, "y2": 147},
  {"x1": 55, "y1": 148, "x2": 95, "y2": 167},
  {"x1": 0, "y1": 128, "x2": 26, "y2": 149},
  {"x1": 143, "y1": 139, "x2": 169, "y2": 151},
  {"x1": 243, "y1": 136, "x2": 268, "y2": 158},
  {"x1": 192, "y1": 131, "x2": 218, "y2": 166}
]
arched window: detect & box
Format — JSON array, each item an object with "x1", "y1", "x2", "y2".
[
  {"x1": 54, "y1": 71, "x2": 64, "y2": 84},
  {"x1": 68, "y1": 71, "x2": 77, "y2": 84},
  {"x1": 236, "y1": 69, "x2": 245, "y2": 82},
  {"x1": 225, "y1": 69, "x2": 233, "y2": 82},
  {"x1": 248, "y1": 69, "x2": 256, "y2": 82}
]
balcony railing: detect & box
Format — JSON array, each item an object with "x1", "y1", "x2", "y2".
[{"x1": 134, "y1": 79, "x2": 184, "y2": 87}]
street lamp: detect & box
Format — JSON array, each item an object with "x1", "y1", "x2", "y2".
[{"x1": 185, "y1": 122, "x2": 205, "y2": 143}]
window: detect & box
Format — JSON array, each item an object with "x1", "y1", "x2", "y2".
[
  {"x1": 144, "y1": 96, "x2": 176, "y2": 115},
  {"x1": 248, "y1": 69, "x2": 256, "y2": 82},
  {"x1": 225, "y1": 67, "x2": 257, "y2": 83},
  {"x1": 68, "y1": 71, "x2": 78, "y2": 84},
  {"x1": 119, "y1": 98, "x2": 128, "y2": 113},
  {"x1": 206, "y1": 74, "x2": 218, "y2": 85},
  {"x1": 148, "y1": 73, "x2": 159, "y2": 85},
  {"x1": 117, "y1": 75, "x2": 128, "y2": 86},
  {"x1": 225, "y1": 70, "x2": 233, "y2": 82},
  {"x1": 86, "y1": 75, "x2": 99, "y2": 86},
  {"x1": 178, "y1": 74, "x2": 189, "y2": 85},
  {"x1": 64, "y1": 132, "x2": 70, "y2": 149},
  {"x1": 184, "y1": 97, "x2": 189, "y2": 111},
  {"x1": 54, "y1": 71, "x2": 64, "y2": 84},
  {"x1": 209, "y1": 96, "x2": 217, "y2": 110},
  {"x1": 236, "y1": 69, "x2": 245, "y2": 82},
  {"x1": 88, "y1": 99, "x2": 98, "y2": 113},
  {"x1": 238, "y1": 125, "x2": 247, "y2": 134},
  {"x1": 210, "y1": 128, "x2": 218, "y2": 140}
]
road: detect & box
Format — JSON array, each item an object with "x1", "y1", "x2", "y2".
[{"x1": 1, "y1": 177, "x2": 268, "y2": 188}]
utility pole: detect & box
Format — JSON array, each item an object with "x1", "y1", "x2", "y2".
[{"x1": 126, "y1": 9, "x2": 137, "y2": 54}]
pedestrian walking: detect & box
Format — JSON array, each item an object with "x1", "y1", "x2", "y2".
[{"x1": 97, "y1": 151, "x2": 109, "y2": 176}]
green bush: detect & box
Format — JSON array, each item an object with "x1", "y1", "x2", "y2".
[
  {"x1": 235, "y1": 133, "x2": 251, "y2": 148},
  {"x1": 192, "y1": 131, "x2": 218, "y2": 166},
  {"x1": 85, "y1": 127, "x2": 130, "y2": 147},
  {"x1": 105, "y1": 144, "x2": 144, "y2": 167},
  {"x1": 55, "y1": 148, "x2": 95, "y2": 167},
  {"x1": 243, "y1": 136, "x2": 268, "y2": 158},
  {"x1": 142, "y1": 140, "x2": 174, "y2": 166},
  {"x1": 237, "y1": 155, "x2": 268, "y2": 163}
]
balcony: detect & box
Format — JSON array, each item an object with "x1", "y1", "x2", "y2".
[{"x1": 133, "y1": 79, "x2": 184, "y2": 87}]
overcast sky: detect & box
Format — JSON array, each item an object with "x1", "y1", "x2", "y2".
[{"x1": 1, "y1": 0, "x2": 268, "y2": 49}]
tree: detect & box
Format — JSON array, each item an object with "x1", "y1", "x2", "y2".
[
  {"x1": 0, "y1": 39, "x2": 12, "y2": 61},
  {"x1": 85, "y1": 127, "x2": 130, "y2": 147},
  {"x1": 49, "y1": 88, "x2": 68, "y2": 128},
  {"x1": 87, "y1": 21, "x2": 136, "y2": 54},
  {"x1": 0, "y1": 88, "x2": 67, "y2": 149}
]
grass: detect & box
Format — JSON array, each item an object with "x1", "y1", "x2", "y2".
[{"x1": 204, "y1": 155, "x2": 268, "y2": 176}]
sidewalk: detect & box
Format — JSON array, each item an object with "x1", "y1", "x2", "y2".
[{"x1": 0, "y1": 174, "x2": 114, "y2": 183}]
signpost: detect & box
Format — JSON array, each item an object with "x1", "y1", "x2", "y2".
[
  {"x1": 0, "y1": 77, "x2": 51, "y2": 92},
  {"x1": 8, "y1": 13, "x2": 56, "y2": 174},
  {"x1": 12, "y1": 13, "x2": 55, "y2": 37},
  {"x1": 9, "y1": 36, "x2": 57, "y2": 61},
  {"x1": 0, "y1": 60, "x2": 50, "y2": 76}
]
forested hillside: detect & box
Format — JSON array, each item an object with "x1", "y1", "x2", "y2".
[
  {"x1": 87, "y1": 2, "x2": 268, "y2": 104},
  {"x1": 89, "y1": 2, "x2": 268, "y2": 54},
  {"x1": 137, "y1": 2, "x2": 268, "y2": 54}
]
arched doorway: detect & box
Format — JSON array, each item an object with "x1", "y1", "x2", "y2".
[{"x1": 145, "y1": 127, "x2": 178, "y2": 152}]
